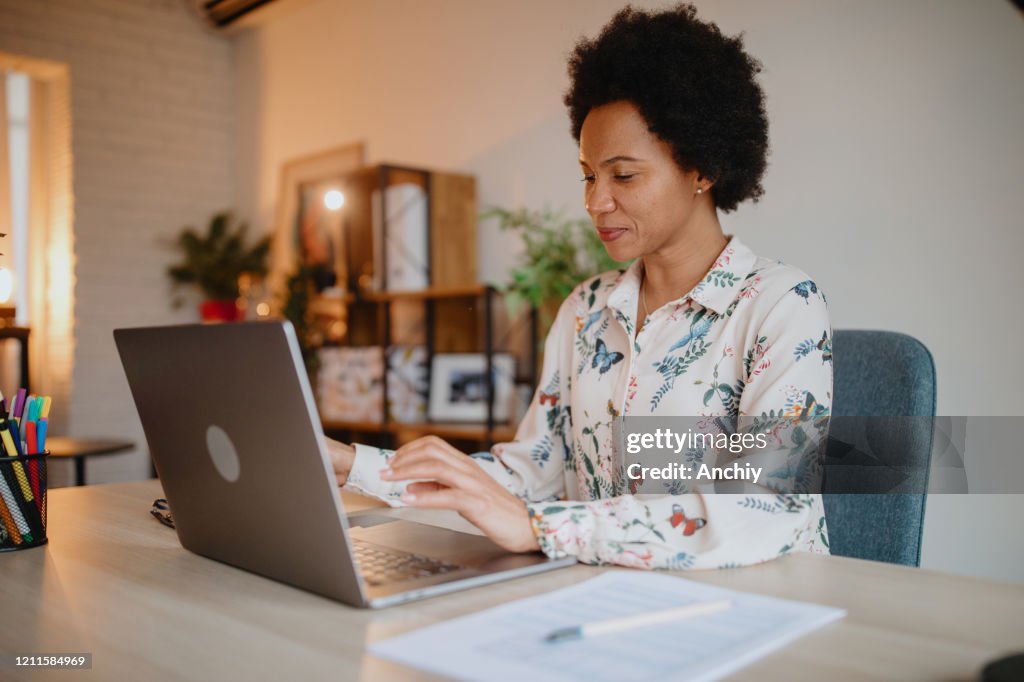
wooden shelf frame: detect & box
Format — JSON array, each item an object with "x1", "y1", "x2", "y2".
[
  {"x1": 321, "y1": 419, "x2": 518, "y2": 444},
  {"x1": 338, "y1": 284, "x2": 490, "y2": 305}
]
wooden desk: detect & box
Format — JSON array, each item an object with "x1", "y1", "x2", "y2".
[{"x1": 1, "y1": 480, "x2": 1021, "y2": 681}]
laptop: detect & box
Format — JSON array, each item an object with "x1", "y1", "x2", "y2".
[{"x1": 114, "y1": 321, "x2": 574, "y2": 608}]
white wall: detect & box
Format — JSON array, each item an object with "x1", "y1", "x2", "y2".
[
  {"x1": 0, "y1": 0, "x2": 235, "y2": 485},
  {"x1": 234, "y1": 0, "x2": 1024, "y2": 582}
]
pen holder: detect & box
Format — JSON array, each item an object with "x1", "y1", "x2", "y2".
[{"x1": 0, "y1": 452, "x2": 48, "y2": 551}]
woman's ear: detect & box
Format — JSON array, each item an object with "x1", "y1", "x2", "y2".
[{"x1": 696, "y1": 173, "x2": 717, "y2": 194}]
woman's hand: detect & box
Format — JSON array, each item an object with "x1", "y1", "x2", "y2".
[
  {"x1": 381, "y1": 436, "x2": 541, "y2": 554},
  {"x1": 325, "y1": 437, "x2": 355, "y2": 487}
]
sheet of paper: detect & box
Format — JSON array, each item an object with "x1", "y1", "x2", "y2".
[{"x1": 368, "y1": 570, "x2": 845, "y2": 682}]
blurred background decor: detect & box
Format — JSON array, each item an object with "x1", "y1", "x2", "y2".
[
  {"x1": 386, "y1": 345, "x2": 429, "y2": 424},
  {"x1": 0, "y1": 228, "x2": 9, "y2": 324},
  {"x1": 372, "y1": 182, "x2": 429, "y2": 291},
  {"x1": 269, "y1": 142, "x2": 365, "y2": 304},
  {"x1": 281, "y1": 263, "x2": 321, "y2": 372},
  {"x1": 166, "y1": 211, "x2": 270, "y2": 322},
  {"x1": 317, "y1": 345, "x2": 384, "y2": 423},
  {"x1": 428, "y1": 353, "x2": 516, "y2": 423},
  {"x1": 485, "y1": 206, "x2": 626, "y2": 330}
]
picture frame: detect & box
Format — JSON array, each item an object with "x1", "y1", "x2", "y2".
[
  {"x1": 387, "y1": 344, "x2": 429, "y2": 424},
  {"x1": 428, "y1": 353, "x2": 516, "y2": 423},
  {"x1": 316, "y1": 346, "x2": 384, "y2": 423},
  {"x1": 269, "y1": 142, "x2": 365, "y2": 303}
]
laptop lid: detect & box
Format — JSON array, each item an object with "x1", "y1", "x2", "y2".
[{"x1": 115, "y1": 321, "x2": 367, "y2": 605}]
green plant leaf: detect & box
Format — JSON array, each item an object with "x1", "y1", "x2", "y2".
[
  {"x1": 166, "y1": 211, "x2": 270, "y2": 301},
  {"x1": 484, "y1": 205, "x2": 628, "y2": 316}
]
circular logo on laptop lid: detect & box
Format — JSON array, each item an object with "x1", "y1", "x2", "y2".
[{"x1": 206, "y1": 424, "x2": 241, "y2": 482}]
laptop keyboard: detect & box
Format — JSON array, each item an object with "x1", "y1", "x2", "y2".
[{"x1": 353, "y1": 539, "x2": 463, "y2": 587}]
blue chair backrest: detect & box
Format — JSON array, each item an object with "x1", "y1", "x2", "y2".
[{"x1": 823, "y1": 330, "x2": 936, "y2": 566}]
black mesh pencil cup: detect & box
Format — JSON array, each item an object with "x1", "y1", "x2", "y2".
[{"x1": 0, "y1": 452, "x2": 48, "y2": 551}]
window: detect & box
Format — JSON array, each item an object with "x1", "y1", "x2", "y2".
[{"x1": 3, "y1": 69, "x2": 29, "y2": 322}]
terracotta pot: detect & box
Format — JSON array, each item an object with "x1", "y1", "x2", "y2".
[{"x1": 199, "y1": 299, "x2": 240, "y2": 322}]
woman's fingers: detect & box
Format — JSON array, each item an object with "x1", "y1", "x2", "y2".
[
  {"x1": 387, "y1": 442, "x2": 478, "y2": 479},
  {"x1": 392, "y1": 436, "x2": 466, "y2": 467},
  {"x1": 400, "y1": 486, "x2": 466, "y2": 511},
  {"x1": 382, "y1": 459, "x2": 478, "y2": 490},
  {"x1": 394, "y1": 435, "x2": 450, "y2": 457},
  {"x1": 387, "y1": 451, "x2": 473, "y2": 478},
  {"x1": 386, "y1": 436, "x2": 502, "y2": 521},
  {"x1": 405, "y1": 481, "x2": 446, "y2": 495},
  {"x1": 385, "y1": 441, "x2": 537, "y2": 552}
]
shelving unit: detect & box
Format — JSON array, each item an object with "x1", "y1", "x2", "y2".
[
  {"x1": 311, "y1": 164, "x2": 536, "y2": 450},
  {"x1": 320, "y1": 285, "x2": 536, "y2": 450}
]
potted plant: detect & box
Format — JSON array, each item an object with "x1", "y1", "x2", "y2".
[
  {"x1": 167, "y1": 212, "x2": 270, "y2": 322},
  {"x1": 484, "y1": 206, "x2": 627, "y2": 328},
  {"x1": 281, "y1": 262, "x2": 320, "y2": 372}
]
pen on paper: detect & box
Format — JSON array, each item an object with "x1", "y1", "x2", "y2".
[{"x1": 544, "y1": 599, "x2": 732, "y2": 643}]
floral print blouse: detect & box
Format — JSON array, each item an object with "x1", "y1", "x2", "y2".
[{"x1": 346, "y1": 236, "x2": 833, "y2": 570}]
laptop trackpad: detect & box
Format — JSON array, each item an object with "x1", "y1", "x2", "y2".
[
  {"x1": 349, "y1": 519, "x2": 508, "y2": 567},
  {"x1": 346, "y1": 513, "x2": 402, "y2": 529}
]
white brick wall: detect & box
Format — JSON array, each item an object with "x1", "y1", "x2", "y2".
[{"x1": 0, "y1": 0, "x2": 235, "y2": 485}]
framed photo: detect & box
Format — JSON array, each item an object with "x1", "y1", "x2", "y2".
[
  {"x1": 269, "y1": 142, "x2": 365, "y2": 302},
  {"x1": 316, "y1": 346, "x2": 384, "y2": 423},
  {"x1": 429, "y1": 353, "x2": 515, "y2": 423},
  {"x1": 372, "y1": 181, "x2": 429, "y2": 291},
  {"x1": 387, "y1": 345, "x2": 429, "y2": 424}
]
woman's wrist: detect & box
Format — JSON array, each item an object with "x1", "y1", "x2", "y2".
[
  {"x1": 521, "y1": 504, "x2": 545, "y2": 554},
  {"x1": 325, "y1": 437, "x2": 356, "y2": 486}
]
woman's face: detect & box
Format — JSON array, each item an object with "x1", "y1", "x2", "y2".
[{"x1": 579, "y1": 100, "x2": 704, "y2": 263}]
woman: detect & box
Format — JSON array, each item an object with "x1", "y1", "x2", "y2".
[{"x1": 328, "y1": 4, "x2": 832, "y2": 569}]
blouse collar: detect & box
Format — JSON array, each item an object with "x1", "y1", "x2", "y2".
[{"x1": 606, "y1": 235, "x2": 758, "y2": 319}]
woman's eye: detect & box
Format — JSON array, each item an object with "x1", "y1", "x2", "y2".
[
  {"x1": 581, "y1": 175, "x2": 595, "y2": 184},
  {"x1": 614, "y1": 174, "x2": 636, "y2": 182}
]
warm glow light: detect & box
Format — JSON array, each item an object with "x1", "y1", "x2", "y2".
[
  {"x1": 328, "y1": 320, "x2": 348, "y2": 341},
  {"x1": 256, "y1": 302, "x2": 270, "y2": 317},
  {"x1": 323, "y1": 189, "x2": 345, "y2": 210},
  {"x1": 0, "y1": 268, "x2": 12, "y2": 303}
]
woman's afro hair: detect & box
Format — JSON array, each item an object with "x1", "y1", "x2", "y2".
[{"x1": 565, "y1": 4, "x2": 769, "y2": 212}]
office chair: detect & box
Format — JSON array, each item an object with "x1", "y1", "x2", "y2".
[{"x1": 823, "y1": 330, "x2": 936, "y2": 566}]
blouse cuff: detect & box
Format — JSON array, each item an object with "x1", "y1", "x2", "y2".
[
  {"x1": 343, "y1": 443, "x2": 406, "y2": 507},
  {"x1": 527, "y1": 502, "x2": 587, "y2": 560}
]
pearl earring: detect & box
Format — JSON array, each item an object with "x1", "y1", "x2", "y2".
[{"x1": 696, "y1": 188, "x2": 704, "y2": 195}]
